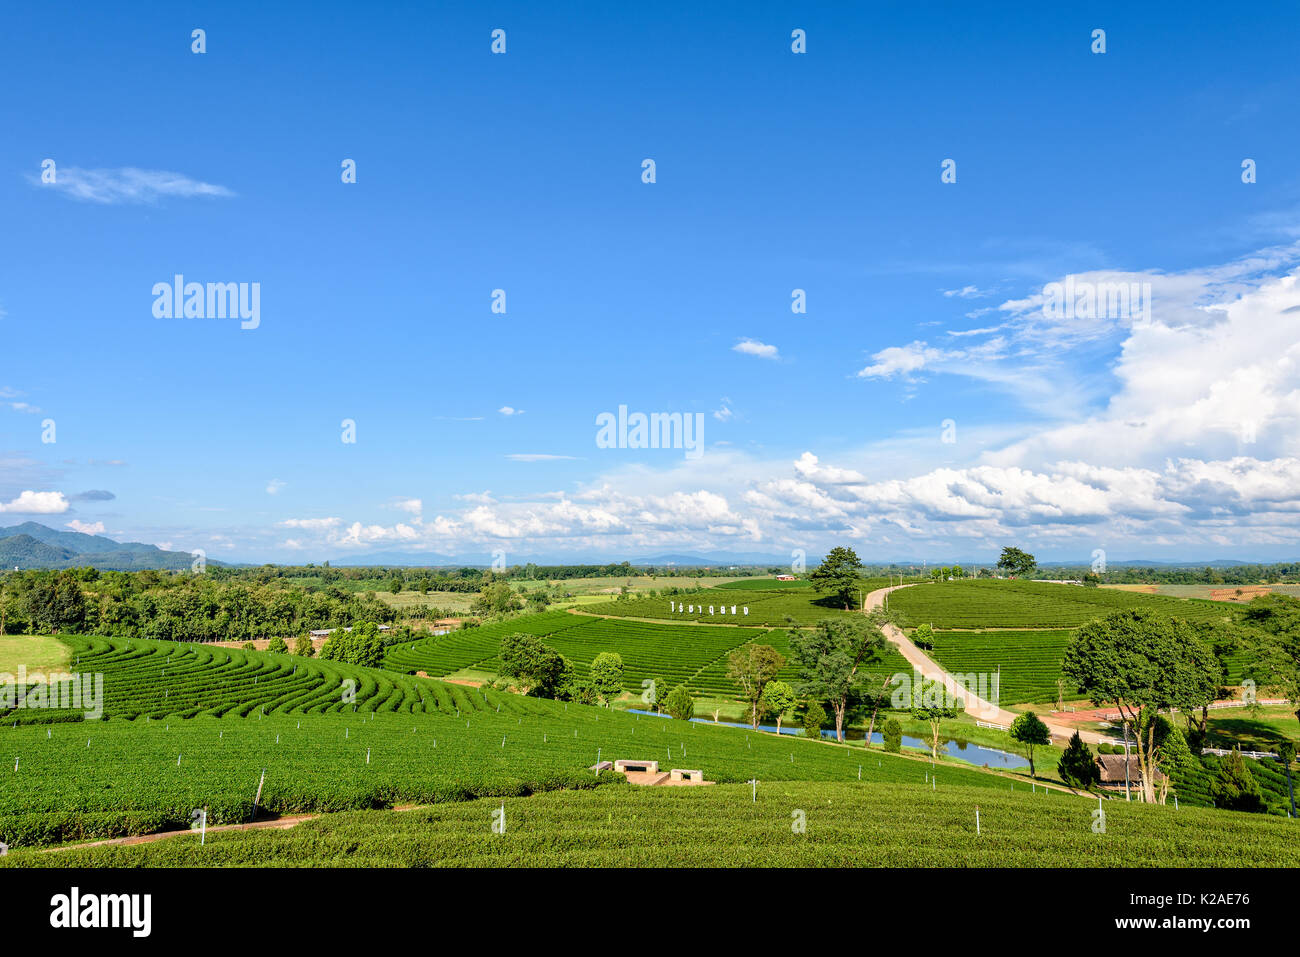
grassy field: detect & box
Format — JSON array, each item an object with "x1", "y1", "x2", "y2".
[
  {"x1": 1204, "y1": 705, "x2": 1300, "y2": 750},
  {"x1": 0, "y1": 635, "x2": 70, "y2": 679},
  {"x1": 6, "y1": 779, "x2": 1298, "y2": 868}
]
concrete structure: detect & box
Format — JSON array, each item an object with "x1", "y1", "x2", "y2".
[{"x1": 614, "y1": 759, "x2": 658, "y2": 774}]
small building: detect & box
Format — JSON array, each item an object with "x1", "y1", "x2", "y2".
[
  {"x1": 775, "y1": 574, "x2": 797, "y2": 581},
  {"x1": 1096, "y1": 753, "x2": 1166, "y2": 790}
]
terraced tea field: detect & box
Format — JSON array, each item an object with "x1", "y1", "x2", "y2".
[
  {"x1": 0, "y1": 684, "x2": 1013, "y2": 849},
  {"x1": 928, "y1": 629, "x2": 1078, "y2": 705},
  {"x1": 891, "y1": 579, "x2": 1235, "y2": 628},
  {"x1": 383, "y1": 611, "x2": 587, "y2": 677},
  {"x1": 586, "y1": 578, "x2": 893, "y2": 626},
  {"x1": 4, "y1": 634, "x2": 462, "y2": 723},
  {"x1": 7, "y1": 779, "x2": 1297, "y2": 868}
]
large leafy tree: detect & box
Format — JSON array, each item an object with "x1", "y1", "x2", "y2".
[
  {"x1": 727, "y1": 643, "x2": 786, "y2": 729},
  {"x1": 789, "y1": 612, "x2": 893, "y2": 741},
  {"x1": 498, "y1": 633, "x2": 571, "y2": 697},
  {"x1": 809, "y1": 546, "x2": 865, "y2": 610},
  {"x1": 1062, "y1": 610, "x2": 1220, "y2": 803},
  {"x1": 590, "y1": 652, "x2": 624, "y2": 706},
  {"x1": 1009, "y1": 711, "x2": 1051, "y2": 777},
  {"x1": 996, "y1": 546, "x2": 1036, "y2": 578}
]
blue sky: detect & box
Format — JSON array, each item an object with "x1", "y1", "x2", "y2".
[{"x1": 3, "y1": 1, "x2": 1300, "y2": 564}]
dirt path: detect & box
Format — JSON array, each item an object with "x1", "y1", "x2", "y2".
[
  {"x1": 867, "y1": 584, "x2": 1109, "y2": 746},
  {"x1": 39, "y1": 814, "x2": 321, "y2": 854}
]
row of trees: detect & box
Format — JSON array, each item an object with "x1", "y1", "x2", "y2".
[{"x1": 0, "y1": 569, "x2": 397, "y2": 641}]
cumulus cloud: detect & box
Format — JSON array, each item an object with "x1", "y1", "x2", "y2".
[
  {"x1": 498, "y1": 406, "x2": 524, "y2": 416},
  {"x1": 37, "y1": 167, "x2": 235, "y2": 205},
  {"x1": 0, "y1": 490, "x2": 70, "y2": 514}
]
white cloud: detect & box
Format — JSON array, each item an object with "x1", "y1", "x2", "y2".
[
  {"x1": 733, "y1": 338, "x2": 780, "y2": 360},
  {"x1": 498, "y1": 406, "x2": 524, "y2": 416},
  {"x1": 65, "y1": 520, "x2": 105, "y2": 535},
  {"x1": 0, "y1": 490, "x2": 70, "y2": 514},
  {"x1": 713, "y1": 398, "x2": 734, "y2": 422},
  {"x1": 507, "y1": 454, "x2": 578, "y2": 462},
  {"x1": 266, "y1": 479, "x2": 286, "y2": 495},
  {"x1": 943, "y1": 285, "x2": 990, "y2": 299},
  {"x1": 279, "y1": 517, "x2": 342, "y2": 531},
  {"x1": 394, "y1": 498, "x2": 423, "y2": 516},
  {"x1": 37, "y1": 167, "x2": 235, "y2": 205}
]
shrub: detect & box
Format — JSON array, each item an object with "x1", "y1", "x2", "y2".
[
  {"x1": 802, "y1": 700, "x2": 826, "y2": 739},
  {"x1": 883, "y1": 718, "x2": 903, "y2": 753},
  {"x1": 266, "y1": 636, "x2": 288, "y2": 654},
  {"x1": 292, "y1": 635, "x2": 314, "y2": 657},
  {"x1": 1058, "y1": 732, "x2": 1100, "y2": 789},
  {"x1": 664, "y1": 685, "x2": 695, "y2": 721}
]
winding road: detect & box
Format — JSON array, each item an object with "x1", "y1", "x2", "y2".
[{"x1": 866, "y1": 583, "x2": 1108, "y2": 745}]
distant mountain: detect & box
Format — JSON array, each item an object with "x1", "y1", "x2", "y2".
[{"x1": 0, "y1": 522, "x2": 216, "y2": 571}]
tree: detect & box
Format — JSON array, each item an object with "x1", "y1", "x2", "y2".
[
  {"x1": 996, "y1": 546, "x2": 1036, "y2": 578},
  {"x1": 293, "y1": 634, "x2": 315, "y2": 657},
  {"x1": 1009, "y1": 711, "x2": 1051, "y2": 777},
  {"x1": 590, "y1": 652, "x2": 624, "y2": 706},
  {"x1": 909, "y1": 678, "x2": 958, "y2": 759},
  {"x1": 802, "y1": 700, "x2": 827, "y2": 739},
  {"x1": 727, "y1": 643, "x2": 786, "y2": 729},
  {"x1": 497, "y1": 633, "x2": 571, "y2": 697},
  {"x1": 1211, "y1": 751, "x2": 1265, "y2": 813},
  {"x1": 1057, "y1": 732, "x2": 1100, "y2": 789},
  {"x1": 664, "y1": 685, "x2": 695, "y2": 721},
  {"x1": 911, "y1": 623, "x2": 934, "y2": 649},
  {"x1": 470, "y1": 581, "x2": 523, "y2": 617},
  {"x1": 319, "y1": 623, "x2": 384, "y2": 668},
  {"x1": 242, "y1": 641, "x2": 256, "y2": 650},
  {"x1": 266, "y1": 636, "x2": 288, "y2": 654},
  {"x1": 809, "y1": 545, "x2": 865, "y2": 610},
  {"x1": 1062, "y1": 610, "x2": 1220, "y2": 804},
  {"x1": 789, "y1": 612, "x2": 892, "y2": 741},
  {"x1": 882, "y1": 717, "x2": 903, "y2": 753},
  {"x1": 761, "y1": 680, "x2": 797, "y2": 733}
]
